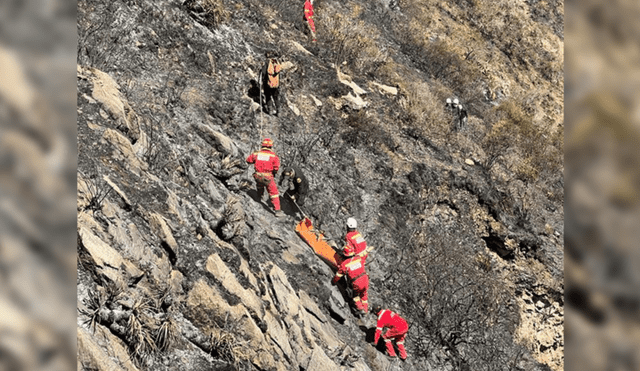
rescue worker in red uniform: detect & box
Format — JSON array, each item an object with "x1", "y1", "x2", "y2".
[
  {"x1": 303, "y1": 0, "x2": 317, "y2": 42},
  {"x1": 372, "y1": 305, "x2": 409, "y2": 360},
  {"x1": 246, "y1": 138, "x2": 284, "y2": 217},
  {"x1": 342, "y1": 217, "x2": 371, "y2": 263},
  {"x1": 331, "y1": 253, "x2": 369, "y2": 315}
]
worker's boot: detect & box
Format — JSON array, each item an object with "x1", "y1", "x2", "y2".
[
  {"x1": 397, "y1": 343, "x2": 407, "y2": 360},
  {"x1": 270, "y1": 195, "x2": 281, "y2": 211},
  {"x1": 384, "y1": 340, "x2": 397, "y2": 358}
]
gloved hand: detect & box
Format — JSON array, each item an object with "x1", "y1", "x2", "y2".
[
  {"x1": 290, "y1": 194, "x2": 296, "y2": 201},
  {"x1": 331, "y1": 276, "x2": 339, "y2": 285}
]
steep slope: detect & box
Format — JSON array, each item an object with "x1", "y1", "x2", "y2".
[{"x1": 77, "y1": 0, "x2": 563, "y2": 370}]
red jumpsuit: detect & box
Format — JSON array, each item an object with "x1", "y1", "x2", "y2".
[
  {"x1": 331, "y1": 256, "x2": 369, "y2": 313},
  {"x1": 374, "y1": 309, "x2": 408, "y2": 359},
  {"x1": 246, "y1": 149, "x2": 281, "y2": 211},
  {"x1": 303, "y1": 0, "x2": 316, "y2": 40},
  {"x1": 342, "y1": 230, "x2": 369, "y2": 262}
]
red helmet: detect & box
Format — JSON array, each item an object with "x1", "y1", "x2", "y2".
[{"x1": 261, "y1": 138, "x2": 273, "y2": 148}]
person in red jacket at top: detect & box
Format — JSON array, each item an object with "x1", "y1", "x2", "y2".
[
  {"x1": 246, "y1": 138, "x2": 284, "y2": 217},
  {"x1": 303, "y1": 0, "x2": 317, "y2": 42},
  {"x1": 372, "y1": 305, "x2": 409, "y2": 360},
  {"x1": 331, "y1": 253, "x2": 369, "y2": 315},
  {"x1": 342, "y1": 217, "x2": 371, "y2": 263}
]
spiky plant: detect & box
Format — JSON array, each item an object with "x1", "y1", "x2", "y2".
[
  {"x1": 103, "y1": 278, "x2": 125, "y2": 303},
  {"x1": 207, "y1": 327, "x2": 251, "y2": 366},
  {"x1": 80, "y1": 287, "x2": 108, "y2": 332},
  {"x1": 155, "y1": 313, "x2": 180, "y2": 352},
  {"x1": 151, "y1": 282, "x2": 172, "y2": 311},
  {"x1": 127, "y1": 298, "x2": 158, "y2": 363}
]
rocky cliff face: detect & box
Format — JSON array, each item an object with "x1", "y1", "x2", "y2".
[{"x1": 77, "y1": 0, "x2": 563, "y2": 370}]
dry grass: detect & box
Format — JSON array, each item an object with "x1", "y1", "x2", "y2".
[
  {"x1": 475, "y1": 252, "x2": 493, "y2": 272},
  {"x1": 184, "y1": 0, "x2": 230, "y2": 29},
  {"x1": 207, "y1": 327, "x2": 249, "y2": 365},
  {"x1": 398, "y1": 79, "x2": 450, "y2": 142},
  {"x1": 127, "y1": 298, "x2": 158, "y2": 363},
  {"x1": 397, "y1": 0, "x2": 563, "y2": 135},
  {"x1": 79, "y1": 287, "x2": 108, "y2": 333},
  {"x1": 481, "y1": 98, "x2": 563, "y2": 186},
  {"x1": 155, "y1": 313, "x2": 180, "y2": 352},
  {"x1": 322, "y1": 7, "x2": 388, "y2": 76}
]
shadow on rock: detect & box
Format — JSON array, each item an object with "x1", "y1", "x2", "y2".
[
  {"x1": 279, "y1": 194, "x2": 305, "y2": 219},
  {"x1": 360, "y1": 326, "x2": 377, "y2": 343},
  {"x1": 248, "y1": 79, "x2": 260, "y2": 103},
  {"x1": 245, "y1": 189, "x2": 278, "y2": 215}
]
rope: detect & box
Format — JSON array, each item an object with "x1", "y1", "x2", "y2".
[
  {"x1": 258, "y1": 70, "x2": 264, "y2": 142},
  {"x1": 286, "y1": 191, "x2": 308, "y2": 219}
]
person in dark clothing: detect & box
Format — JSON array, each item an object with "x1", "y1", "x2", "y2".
[
  {"x1": 454, "y1": 100, "x2": 468, "y2": 130},
  {"x1": 261, "y1": 52, "x2": 282, "y2": 116},
  {"x1": 279, "y1": 165, "x2": 309, "y2": 206}
]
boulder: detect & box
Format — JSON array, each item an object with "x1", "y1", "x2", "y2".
[
  {"x1": 147, "y1": 212, "x2": 179, "y2": 262},
  {"x1": 263, "y1": 311, "x2": 295, "y2": 363},
  {"x1": 205, "y1": 253, "x2": 262, "y2": 314},
  {"x1": 369, "y1": 81, "x2": 398, "y2": 96},
  {"x1": 186, "y1": 280, "x2": 279, "y2": 370},
  {"x1": 305, "y1": 347, "x2": 338, "y2": 371},
  {"x1": 310, "y1": 94, "x2": 323, "y2": 106},
  {"x1": 307, "y1": 312, "x2": 342, "y2": 349},
  {"x1": 268, "y1": 264, "x2": 300, "y2": 317},
  {"x1": 102, "y1": 129, "x2": 147, "y2": 175},
  {"x1": 81, "y1": 66, "x2": 137, "y2": 136},
  {"x1": 191, "y1": 123, "x2": 238, "y2": 157},
  {"x1": 78, "y1": 226, "x2": 143, "y2": 284},
  {"x1": 78, "y1": 327, "x2": 128, "y2": 371},
  {"x1": 336, "y1": 68, "x2": 367, "y2": 96},
  {"x1": 299, "y1": 290, "x2": 328, "y2": 323},
  {"x1": 289, "y1": 40, "x2": 313, "y2": 55},
  {"x1": 341, "y1": 92, "x2": 368, "y2": 110},
  {"x1": 327, "y1": 289, "x2": 350, "y2": 323}
]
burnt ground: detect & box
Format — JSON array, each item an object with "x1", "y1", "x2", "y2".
[{"x1": 77, "y1": 0, "x2": 564, "y2": 370}]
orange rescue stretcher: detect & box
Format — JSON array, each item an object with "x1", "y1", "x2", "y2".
[{"x1": 295, "y1": 217, "x2": 343, "y2": 269}]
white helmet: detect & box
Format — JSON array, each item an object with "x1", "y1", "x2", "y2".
[
  {"x1": 453, "y1": 98, "x2": 459, "y2": 105},
  {"x1": 446, "y1": 98, "x2": 452, "y2": 104},
  {"x1": 346, "y1": 217, "x2": 357, "y2": 229}
]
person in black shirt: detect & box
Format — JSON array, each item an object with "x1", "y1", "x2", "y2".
[{"x1": 279, "y1": 165, "x2": 309, "y2": 206}]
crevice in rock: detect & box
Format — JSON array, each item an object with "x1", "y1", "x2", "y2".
[
  {"x1": 482, "y1": 232, "x2": 514, "y2": 260},
  {"x1": 203, "y1": 272, "x2": 243, "y2": 307},
  {"x1": 327, "y1": 306, "x2": 347, "y2": 325},
  {"x1": 161, "y1": 241, "x2": 177, "y2": 266}
]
